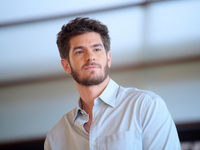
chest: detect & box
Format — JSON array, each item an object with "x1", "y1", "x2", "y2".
[{"x1": 88, "y1": 104, "x2": 142, "y2": 150}]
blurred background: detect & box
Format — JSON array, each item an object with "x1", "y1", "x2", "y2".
[{"x1": 0, "y1": 0, "x2": 200, "y2": 149}]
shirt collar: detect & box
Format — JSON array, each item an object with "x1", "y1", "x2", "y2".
[
  {"x1": 98, "y1": 78, "x2": 119, "y2": 108},
  {"x1": 73, "y1": 98, "x2": 82, "y2": 123}
]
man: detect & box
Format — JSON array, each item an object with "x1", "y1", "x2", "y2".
[{"x1": 44, "y1": 17, "x2": 181, "y2": 150}]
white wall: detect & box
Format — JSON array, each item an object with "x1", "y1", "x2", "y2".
[{"x1": 0, "y1": 60, "x2": 200, "y2": 143}]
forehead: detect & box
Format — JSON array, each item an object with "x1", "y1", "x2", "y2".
[{"x1": 69, "y1": 32, "x2": 103, "y2": 49}]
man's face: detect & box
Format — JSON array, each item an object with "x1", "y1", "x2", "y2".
[{"x1": 63, "y1": 32, "x2": 111, "y2": 86}]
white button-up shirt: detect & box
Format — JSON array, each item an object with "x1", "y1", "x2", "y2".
[{"x1": 44, "y1": 79, "x2": 181, "y2": 150}]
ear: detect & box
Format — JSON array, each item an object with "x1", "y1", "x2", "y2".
[
  {"x1": 107, "y1": 51, "x2": 111, "y2": 68},
  {"x1": 61, "y1": 59, "x2": 72, "y2": 74}
]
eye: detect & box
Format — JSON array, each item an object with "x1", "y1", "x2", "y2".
[
  {"x1": 95, "y1": 49, "x2": 101, "y2": 52},
  {"x1": 75, "y1": 51, "x2": 83, "y2": 55}
]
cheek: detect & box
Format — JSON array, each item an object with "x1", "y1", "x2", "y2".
[{"x1": 70, "y1": 61, "x2": 83, "y2": 71}]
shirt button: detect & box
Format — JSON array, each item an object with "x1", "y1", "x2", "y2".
[
  {"x1": 80, "y1": 122, "x2": 83, "y2": 126},
  {"x1": 92, "y1": 142, "x2": 96, "y2": 146},
  {"x1": 81, "y1": 110, "x2": 84, "y2": 114}
]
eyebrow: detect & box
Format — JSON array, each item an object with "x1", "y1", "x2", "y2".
[
  {"x1": 72, "y1": 43, "x2": 103, "y2": 52},
  {"x1": 90, "y1": 43, "x2": 103, "y2": 48},
  {"x1": 73, "y1": 46, "x2": 85, "y2": 52}
]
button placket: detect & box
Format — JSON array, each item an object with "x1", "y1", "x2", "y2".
[
  {"x1": 92, "y1": 142, "x2": 96, "y2": 146},
  {"x1": 89, "y1": 98, "x2": 101, "y2": 150}
]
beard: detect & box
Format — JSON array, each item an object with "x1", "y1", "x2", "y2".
[{"x1": 70, "y1": 61, "x2": 110, "y2": 86}]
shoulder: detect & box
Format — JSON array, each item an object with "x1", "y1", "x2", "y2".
[
  {"x1": 47, "y1": 107, "x2": 77, "y2": 138},
  {"x1": 118, "y1": 86, "x2": 163, "y2": 104},
  {"x1": 117, "y1": 86, "x2": 168, "y2": 118},
  {"x1": 44, "y1": 107, "x2": 78, "y2": 149}
]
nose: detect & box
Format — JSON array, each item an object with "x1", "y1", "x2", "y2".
[{"x1": 86, "y1": 51, "x2": 95, "y2": 62}]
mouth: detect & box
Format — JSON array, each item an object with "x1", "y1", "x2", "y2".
[{"x1": 83, "y1": 62, "x2": 101, "y2": 70}]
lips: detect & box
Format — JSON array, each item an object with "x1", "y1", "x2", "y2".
[{"x1": 82, "y1": 62, "x2": 101, "y2": 70}]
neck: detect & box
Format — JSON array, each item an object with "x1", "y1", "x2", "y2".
[
  {"x1": 76, "y1": 76, "x2": 110, "y2": 110},
  {"x1": 75, "y1": 76, "x2": 110, "y2": 133}
]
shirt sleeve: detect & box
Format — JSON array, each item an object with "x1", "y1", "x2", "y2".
[
  {"x1": 44, "y1": 135, "x2": 52, "y2": 150},
  {"x1": 141, "y1": 94, "x2": 181, "y2": 150}
]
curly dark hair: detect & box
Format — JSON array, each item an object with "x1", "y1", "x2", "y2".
[{"x1": 56, "y1": 17, "x2": 111, "y2": 61}]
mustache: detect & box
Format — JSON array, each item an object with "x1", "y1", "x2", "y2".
[{"x1": 82, "y1": 62, "x2": 101, "y2": 69}]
